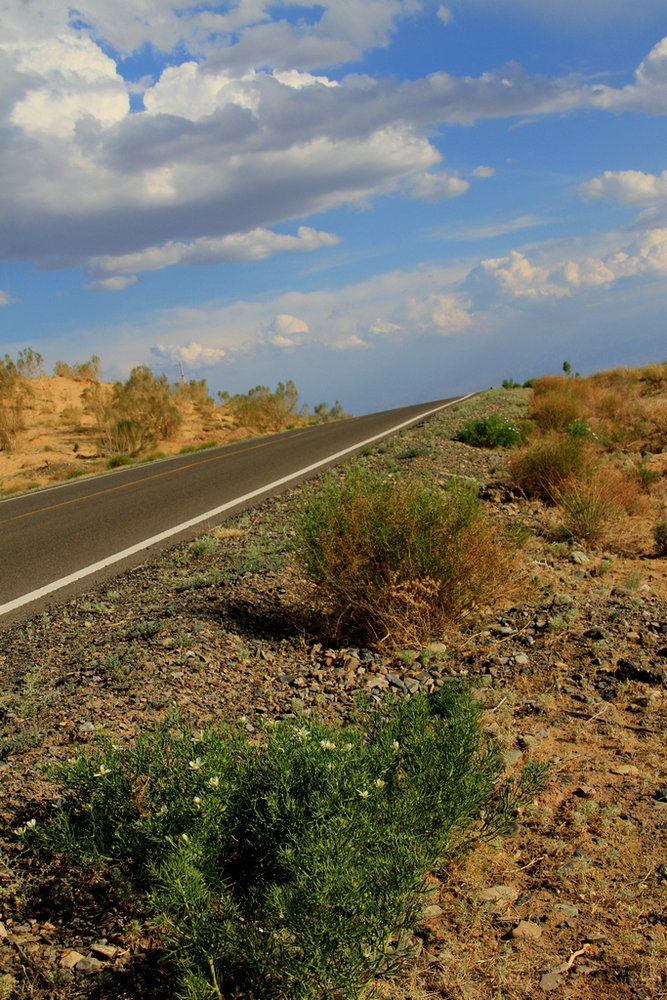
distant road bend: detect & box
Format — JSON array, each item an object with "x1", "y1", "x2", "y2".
[{"x1": 0, "y1": 395, "x2": 473, "y2": 626}]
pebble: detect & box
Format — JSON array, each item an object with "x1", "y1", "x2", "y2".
[
  {"x1": 540, "y1": 971, "x2": 562, "y2": 992},
  {"x1": 75, "y1": 955, "x2": 104, "y2": 974},
  {"x1": 511, "y1": 920, "x2": 542, "y2": 941},
  {"x1": 60, "y1": 950, "x2": 86, "y2": 969},
  {"x1": 479, "y1": 885, "x2": 518, "y2": 905},
  {"x1": 554, "y1": 904, "x2": 579, "y2": 917},
  {"x1": 514, "y1": 653, "x2": 529, "y2": 667},
  {"x1": 422, "y1": 904, "x2": 443, "y2": 918}
]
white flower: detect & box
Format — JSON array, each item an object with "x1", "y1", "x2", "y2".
[
  {"x1": 342, "y1": 743, "x2": 353, "y2": 752},
  {"x1": 320, "y1": 739, "x2": 336, "y2": 750},
  {"x1": 193, "y1": 797, "x2": 201, "y2": 810},
  {"x1": 391, "y1": 740, "x2": 400, "y2": 750},
  {"x1": 374, "y1": 778, "x2": 386, "y2": 789},
  {"x1": 157, "y1": 805, "x2": 168, "y2": 816},
  {"x1": 189, "y1": 758, "x2": 202, "y2": 771},
  {"x1": 93, "y1": 765, "x2": 112, "y2": 777},
  {"x1": 15, "y1": 818, "x2": 37, "y2": 835},
  {"x1": 180, "y1": 833, "x2": 189, "y2": 842},
  {"x1": 208, "y1": 776, "x2": 220, "y2": 788},
  {"x1": 239, "y1": 715, "x2": 248, "y2": 725},
  {"x1": 294, "y1": 727, "x2": 310, "y2": 741},
  {"x1": 191, "y1": 730, "x2": 204, "y2": 744},
  {"x1": 357, "y1": 788, "x2": 370, "y2": 799},
  {"x1": 111, "y1": 743, "x2": 120, "y2": 751}
]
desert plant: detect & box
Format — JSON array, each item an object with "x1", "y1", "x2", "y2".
[
  {"x1": 456, "y1": 413, "x2": 522, "y2": 449},
  {"x1": 653, "y1": 520, "x2": 667, "y2": 556},
  {"x1": 297, "y1": 467, "x2": 513, "y2": 644},
  {"x1": 0, "y1": 353, "x2": 31, "y2": 450},
  {"x1": 509, "y1": 433, "x2": 588, "y2": 502},
  {"x1": 220, "y1": 380, "x2": 303, "y2": 432},
  {"x1": 529, "y1": 376, "x2": 587, "y2": 431},
  {"x1": 555, "y1": 474, "x2": 621, "y2": 545},
  {"x1": 84, "y1": 366, "x2": 182, "y2": 456},
  {"x1": 32, "y1": 693, "x2": 544, "y2": 1000}
]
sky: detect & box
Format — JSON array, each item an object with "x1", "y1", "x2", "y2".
[{"x1": 1, "y1": 1, "x2": 666, "y2": 415}]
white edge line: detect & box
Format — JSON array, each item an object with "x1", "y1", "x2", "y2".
[{"x1": 1, "y1": 394, "x2": 476, "y2": 617}]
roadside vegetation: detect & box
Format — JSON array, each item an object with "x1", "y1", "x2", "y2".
[
  {"x1": 0, "y1": 352, "x2": 347, "y2": 494},
  {"x1": 1, "y1": 358, "x2": 666, "y2": 1000}
]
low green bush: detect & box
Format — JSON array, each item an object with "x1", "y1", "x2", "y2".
[
  {"x1": 296, "y1": 467, "x2": 513, "y2": 644},
  {"x1": 31, "y1": 690, "x2": 544, "y2": 1000},
  {"x1": 456, "y1": 413, "x2": 522, "y2": 449}
]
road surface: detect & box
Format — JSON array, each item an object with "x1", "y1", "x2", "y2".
[{"x1": 0, "y1": 395, "x2": 471, "y2": 625}]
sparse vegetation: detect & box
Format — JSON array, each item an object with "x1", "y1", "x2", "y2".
[
  {"x1": 33, "y1": 691, "x2": 543, "y2": 1000},
  {"x1": 297, "y1": 467, "x2": 514, "y2": 645},
  {"x1": 84, "y1": 366, "x2": 183, "y2": 456},
  {"x1": 456, "y1": 413, "x2": 522, "y2": 449}
]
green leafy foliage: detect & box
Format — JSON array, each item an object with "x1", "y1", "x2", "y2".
[
  {"x1": 456, "y1": 413, "x2": 522, "y2": 449},
  {"x1": 33, "y1": 689, "x2": 544, "y2": 1000}
]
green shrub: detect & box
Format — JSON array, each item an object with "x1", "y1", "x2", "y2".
[
  {"x1": 85, "y1": 366, "x2": 182, "y2": 456},
  {"x1": 220, "y1": 380, "x2": 303, "y2": 432},
  {"x1": 456, "y1": 413, "x2": 522, "y2": 449},
  {"x1": 632, "y1": 460, "x2": 660, "y2": 491},
  {"x1": 296, "y1": 467, "x2": 513, "y2": 644},
  {"x1": 32, "y1": 691, "x2": 544, "y2": 1000},
  {"x1": 509, "y1": 434, "x2": 587, "y2": 503}
]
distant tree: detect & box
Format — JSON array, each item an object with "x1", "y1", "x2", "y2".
[{"x1": 562, "y1": 360, "x2": 572, "y2": 376}]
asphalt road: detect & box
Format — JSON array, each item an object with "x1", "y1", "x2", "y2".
[{"x1": 0, "y1": 395, "x2": 469, "y2": 625}]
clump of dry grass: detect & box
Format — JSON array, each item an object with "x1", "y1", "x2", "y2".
[
  {"x1": 297, "y1": 467, "x2": 515, "y2": 646},
  {"x1": 84, "y1": 366, "x2": 183, "y2": 456},
  {"x1": 509, "y1": 433, "x2": 589, "y2": 502}
]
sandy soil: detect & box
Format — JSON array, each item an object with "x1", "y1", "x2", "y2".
[{"x1": 0, "y1": 376, "x2": 254, "y2": 495}]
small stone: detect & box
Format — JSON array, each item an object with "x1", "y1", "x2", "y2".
[
  {"x1": 0, "y1": 921, "x2": 7, "y2": 939},
  {"x1": 78, "y1": 721, "x2": 96, "y2": 733},
  {"x1": 585, "y1": 932, "x2": 607, "y2": 942},
  {"x1": 90, "y1": 942, "x2": 117, "y2": 959},
  {"x1": 610, "y1": 764, "x2": 640, "y2": 777},
  {"x1": 75, "y1": 955, "x2": 104, "y2": 974},
  {"x1": 60, "y1": 950, "x2": 86, "y2": 969},
  {"x1": 570, "y1": 550, "x2": 589, "y2": 565},
  {"x1": 554, "y1": 903, "x2": 579, "y2": 917},
  {"x1": 423, "y1": 904, "x2": 443, "y2": 918},
  {"x1": 514, "y1": 653, "x2": 529, "y2": 667},
  {"x1": 511, "y1": 920, "x2": 542, "y2": 941},
  {"x1": 503, "y1": 749, "x2": 523, "y2": 769},
  {"x1": 404, "y1": 677, "x2": 421, "y2": 694},
  {"x1": 366, "y1": 675, "x2": 389, "y2": 691},
  {"x1": 540, "y1": 972, "x2": 563, "y2": 992},
  {"x1": 479, "y1": 885, "x2": 518, "y2": 905},
  {"x1": 574, "y1": 785, "x2": 596, "y2": 798}
]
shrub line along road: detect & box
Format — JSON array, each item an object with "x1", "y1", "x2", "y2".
[{"x1": 0, "y1": 395, "x2": 472, "y2": 626}]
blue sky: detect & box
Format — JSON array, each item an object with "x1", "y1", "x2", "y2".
[{"x1": 1, "y1": 0, "x2": 666, "y2": 414}]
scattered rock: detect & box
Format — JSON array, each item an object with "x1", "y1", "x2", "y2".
[
  {"x1": 511, "y1": 920, "x2": 542, "y2": 941},
  {"x1": 554, "y1": 904, "x2": 579, "y2": 917},
  {"x1": 60, "y1": 950, "x2": 86, "y2": 969},
  {"x1": 540, "y1": 971, "x2": 563, "y2": 991},
  {"x1": 75, "y1": 955, "x2": 104, "y2": 974},
  {"x1": 479, "y1": 885, "x2": 518, "y2": 905},
  {"x1": 422, "y1": 904, "x2": 443, "y2": 918}
]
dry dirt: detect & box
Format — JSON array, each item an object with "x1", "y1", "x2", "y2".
[
  {"x1": 0, "y1": 376, "x2": 257, "y2": 496},
  {"x1": 0, "y1": 387, "x2": 665, "y2": 1000}
]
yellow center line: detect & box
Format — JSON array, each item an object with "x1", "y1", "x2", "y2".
[{"x1": 0, "y1": 431, "x2": 309, "y2": 527}]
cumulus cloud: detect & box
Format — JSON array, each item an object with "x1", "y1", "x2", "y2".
[
  {"x1": 579, "y1": 169, "x2": 667, "y2": 208},
  {"x1": 265, "y1": 313, "x2": 310, "y2": 347},
  {"x1": 471, "y1": 165, "x2": 495, "y2": 178},
  {"x1": 2, "y1": 0, "x2": 667, "y2": 288},
  {"x1": 477, "y1": 227, "x2": 667, "y2": 302},
  {"x1": 0, "y1": 289, "x2": 13, "y2": 305},
  {"x1": 152, "y1": 341, "x2": 226, "y2": 366},
  {"x1": 437, "y1": 6, "x2": 453, "y2": 25},
  {"x1": 410, "y1": 171, "x2": 469, "y2": 201}
]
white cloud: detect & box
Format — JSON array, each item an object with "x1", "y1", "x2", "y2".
[
  {"x1": 579, "y1": 169, "x2": 667, "y2": 208},
  {"x1": 436, "y1": 215, "x2": 547, "y2": 241},
  {"x1": 87, "y1": 275, "x2": 138, "y2": 291},
  {"x1": 481, "y1": 251, "x2": 571, "y2": 300},
  {"x1": 0, "y1": 289, "x2": 13, "y2": 305},
  {"x1": 331, "y1": 335, "x2": 371, "y2": 350},
  {"x1": 152, "y1": 341, "x2": 226, "y2": 366},
  {"x1": 273, "y1": 314, "x2": 309, "y2": 335},
  {"x1": 478, "y1": 227, "x2": 667, "y2": 302},
  {"x1": 471, "y1": 165, "x2": 495, "y2": 178},
  {"x1": 437, "y1": 6, "x2": 453, "y2": 25},
  {"x1": 410, "y1": 171, "x2": 469, "y2": 201},
  {"x1": 87, "y1": 227, "x2": 341, "y2": 284}
]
